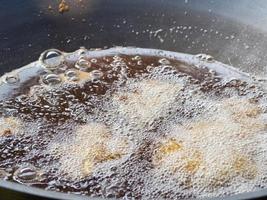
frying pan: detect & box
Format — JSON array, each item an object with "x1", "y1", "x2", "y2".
[{"x1": 0, "y1": 0, "x2": 267, "y2": 199}]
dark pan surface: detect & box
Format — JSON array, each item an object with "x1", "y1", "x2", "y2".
[
  {"x1": 0, "y1": 0, "x2": 267, "y2": 76},
  {"x1": 0, "y1": 0, "x2": 267, "y2": 200}
]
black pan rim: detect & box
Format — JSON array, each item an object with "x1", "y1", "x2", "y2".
[{"x1": 1, "y1": 180, "x2": 267, "y2": 200}]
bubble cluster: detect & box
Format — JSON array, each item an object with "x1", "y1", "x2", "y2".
[{"x1": 0, "y1": 47, "x2": 266, "y2": 199}]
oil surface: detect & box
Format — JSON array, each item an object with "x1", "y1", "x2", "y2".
[{"x1": 0, "y1": 48, "x2": 266, "y2": 199}]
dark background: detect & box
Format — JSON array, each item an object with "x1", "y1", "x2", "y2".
[{"x1": 0, "y1": 0, "x2": 267, "y2": 76}]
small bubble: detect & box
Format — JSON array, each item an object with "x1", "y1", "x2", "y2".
[
  {"x1": 244, "y1": 44, "x2": 250, "y2": 49},
  {"x1": 113, "y1": 55, "x2": 123, "y2": 61},
  {"x1": 57, "y1": 64, "x2": 68, "y2": 73},
  {"x1": 65, "y1": 70, "x2": 78, "y2": 78},
  {"x1": 65, "y1": 70, "x2": 79, "y2": 82},
  {"x1": 0, "y1": 169, "x2": 9, "y2": 179},
  {"x1": 146, "y1": 65, "x2": 153, "y2": 72},
  {"x1": 132, "y1": 56, "x2": 141, "y2": 61},
  {"x1": 158, "y1": 58, "x2": 171, "y2": 65},
  {"x1": 77, "y1": 47, "x2": 87, "y2": 56},
  {"x1": 14, "y1": 165, "x2": 39, "y2": 183},
  {"x1": 195, "y1": 54, "x2": 214, "y2": 62},
  {"x1": 206, "y1": 55, "x2": 214, "y2": 62},
  {"x1": 75, "y1": 58, "x2": 91, "y2": 71},
  {"x1": 91, "y1": 70, "x2": 103, "y2": 81},
  {"x1": 42, "y1": 74, "x2": 61, "y2": 85},
  {"x1": 137, "y1": 60, "x2": 143, "y2": 66},
  {"x1": 18, "y1": 168, "x2": 36, "y2": 180},
  {"x1": 90, "y1": 58, "x2": 98, "y2": 63},
  {"x1": 15, "y1": 95, "x2": 29, "y2": 103},
  {"x1": 4, "y1": 74, "x2": 19, "y2": 84}
]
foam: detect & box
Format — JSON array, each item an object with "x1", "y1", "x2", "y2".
[
  {"x1": 49, "y1": 123, "x2": 131, "y2": 179},
  {"x1": 0, "y1": 117, "x2": 22, "y2": 136},
  {"x1": 149, "y1": 97, "x2": 267, "y2": 198},
  {"x1": 112, "y1": 79, "x2": 182, "y2": 130}
]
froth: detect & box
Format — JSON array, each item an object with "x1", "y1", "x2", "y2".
[
  {"x1": 49, "y1": 123, "x2": 131, "y2": 179},
  {"x1": 0, "y1": 117, "x2": 22, "y2": 136},
  {"x1": 113, "y1": 79, "x2": 182, "y2": 129},
  {"x1": 150, "y1": 97, "x2": 267, "y2": 198}
]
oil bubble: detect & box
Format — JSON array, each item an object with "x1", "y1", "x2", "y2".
[
  {"x1": 42, "y1": 74, "x2": 61, "y2": 85},
  {"x1": 0, "y1": 169, "x2": 9, "y2": 179},
  {"x1": 90, "y1": 58, "x2": 98, "y2": 63},
  {"x1": 132, "y1": 56, "x2": 142, "y2": 61},
  {"x1": 13, "y1": 165, "x2": 39, "y2": 183},
  {"x1": 39, "y1": 49, "x2": 64, "y2": 70},
  {"x1": 158, "y1": 58, "x2": 171, "y2": 65},
  {"x1": 195, "y1": 54, "x2": 214, "y2": 62},
  {"x1": 15, "y1": 95, "x2": 29, "y2": 103},
  {"x1": 137, "y1": 60, "x2": 143, "y2": 66},
  {"x1": 91, "y1": 70, "x2": 103, "y2": 81},
  {"x1": 4, "y1": 74, "x2": 19, "y2": 84},
  {"x1": 75, "y1": 58, "x2": 91, "y2": 71},
  {"x1": 77, "y1": 47, "x2": 87, "y2": 56},
  {"x1": 65, "y1": 70, "x2": 79, "y2": 81}
]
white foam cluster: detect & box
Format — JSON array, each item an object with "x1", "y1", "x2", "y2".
[
  {"x1": 148, "y1": 97, "x2": 267, "y2": 198},
  {"x1": 0, "y1": 117, "x2": 22, "y2": 136},
  {"x1": 49, "y1": 123, "x2": 132, "y2": 179},
  {"x1": 112, "y1": 79, "x2": 182, "y2": 130}
]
